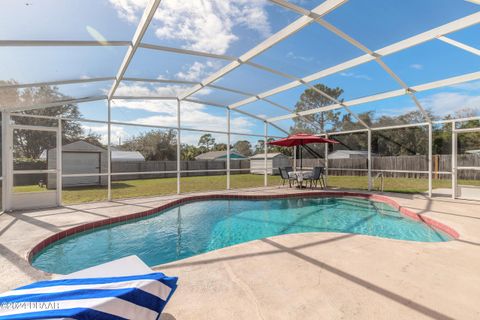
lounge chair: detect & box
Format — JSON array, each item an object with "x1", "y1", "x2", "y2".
[
  {"x1": 280, "y1": 167, "x2": 296, "y2": 187},
  {"x1": 0, "y1": 256, "x2": 178, "y2": 320}
]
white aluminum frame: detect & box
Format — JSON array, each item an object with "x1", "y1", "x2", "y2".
[
  {"x1": 1, "y1": 0, "x2": 479, "y2": 209},
  {"x1": 452, "y1": 124, "x2": 480, "y2": 200}
]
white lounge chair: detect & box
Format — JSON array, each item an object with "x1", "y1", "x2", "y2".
[{"x1": 0, "y1": 255, "x2": 178, "y2": 320}]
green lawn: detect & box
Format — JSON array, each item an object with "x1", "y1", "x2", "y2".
[{"x1": 13, "y1": 174, "x2": 480, "y2": 205}]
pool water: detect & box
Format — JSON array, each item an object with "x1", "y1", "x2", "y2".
[{"x1": 32, "y1": 197, "x2": 450, "y2": 274}]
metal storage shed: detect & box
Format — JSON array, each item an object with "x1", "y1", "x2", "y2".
[
  {"x1": 250, "y1": 153, "x2": 290, "y2": 175},
  {"x1": 47, "y1": 141, "x2": 108, "y2": 188}
]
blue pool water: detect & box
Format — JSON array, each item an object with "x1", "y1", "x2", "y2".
[{"x1": 32, "y1": 197, "x2": 450, "y2": 274}]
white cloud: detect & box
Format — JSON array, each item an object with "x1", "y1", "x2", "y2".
[
  {"x1": 109, "y1": 0, "x2": 272, "y2": 54},
  {"x1": 420, "y1": 92, "x2": 480, "y2": 116},
  {"x1": 108, "y1": 82, "x2": 256, "y2": 139},
  {"x1": 410, "y1": 64, "x2": 423, "y2": 70},
  {"x1": 175, "y1": 60, "x2": 222, "y2": 82},
  {"x1": 286, "y1": 51, "x2": 313, "y2": 62},
  {"x1": 82, "y1": 124, "x2": 127, "y2": 145},
  {"x1": 115, "y1": 83, "x2": 187, "y2": 97},
  {"x1": 339, "y1": 72, "x2": 372, "y2": 81},
  {"x1": 108, "y1": 0, "x2": 147, "y2": 23},
  {"x1": 452, "y1": 80, "x2": 480, "y2": 91}
]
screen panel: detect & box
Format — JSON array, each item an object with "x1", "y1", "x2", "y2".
[
  {"x1": 383, "y1": 39, "x2": 480, "y2": 87},
  {"x1": 323, "y1": 0, "x2": 479, "y2": 51},
  {"x1": 251, "y1": 22, "x2": 364, "y2": 78},
  {"x1": 317, "y1": 61, "x2": 402, "y2": 101},
  {"x1": 111, "y1": 98, "x2": 178, "y2": 126},
  {"x1": 212, "y1": 64, "x2": 291, "y2": 96},
  {"x1": 0, "y1": 46, "x2": 128, "y2": 84},
  {"x1": 125, "y1": 48, "x2": 230, "y2": 81},
  {"x1": 141, "y1": 0, "x2": 301, "y2": 56},
  {"x1": 0, "y1": 0, "x2": 137, "y2": 40}
]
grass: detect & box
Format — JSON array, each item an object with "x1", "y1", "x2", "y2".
[{"x1": 13, "y1": 174, "x2": 480, "y2": 205}]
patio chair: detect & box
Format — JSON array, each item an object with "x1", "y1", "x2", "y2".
[
  {"x1": 0, "y1": 256, "x2": 178, "y2": 320},
  {"x1": 280, "y1": 167, "x2": 296, "y2": 187},
  {"x1": 285, "y1": 166, "x2": 293, "y2": 174},
  {"x1": 307, "y1": 167, "x2": 325, "y2": 189}
]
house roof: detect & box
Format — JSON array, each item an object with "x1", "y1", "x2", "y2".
[
  {"x1": 195, "y1": 151, "x2": 246, "y2": 160},
  {"x1": 49, "y1": 140, "x2": 106, "y2": 153},
  {"x1": 250, "y1": 153, "x2": 289, "y2": 159},
  {"x1": 111, "y1": 151, "x2": 145, "y2": 161},
  {"x1": 329, "y1": 150, "x2": 368, "y2": 155}
]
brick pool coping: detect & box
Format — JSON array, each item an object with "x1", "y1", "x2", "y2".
[{"x1": 27, "y1": 191, "x2": 459, "y2": 264}]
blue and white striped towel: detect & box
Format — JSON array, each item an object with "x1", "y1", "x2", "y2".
[{"x1": 0, "y1": 273, "x2": 178, "y2": 320}]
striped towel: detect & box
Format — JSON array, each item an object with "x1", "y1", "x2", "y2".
[{"x1": 0, "y1": 273, "x2": 178, "y2": 320}]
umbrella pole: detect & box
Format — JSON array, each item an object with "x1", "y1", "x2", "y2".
[
  {"x1": 293, "y1": 146, "x2": 297, "y2": 171},
  {"x1": 300, "y1": 145, "x2": 303, "y2": 170}
]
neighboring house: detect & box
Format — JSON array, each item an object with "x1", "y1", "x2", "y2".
[
  {"x1": 466, "y1": 149, "x2": 480, "y2": 155},
  {"x1": 250, "y1": 153, "x2": 290, "y2": 175},
  {"x1": 111, "y1": 150, "x2": 145, "y2": 162},
  {"x1": 195, "y1": 150, "x2": 247, "y2": 161},
  {"x1": 328, "y1": 150, "x2": 371, "y2": 159}
]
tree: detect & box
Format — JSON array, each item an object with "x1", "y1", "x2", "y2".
[
  {"x1": 233, "y1": 140, "x2": 252, "y2": 156},
  {"x1": 212, "y1": 143, "x2": 227, "y2": 151},
  {"x1": 291, "y1": 84, "x2": 344, "y2": 133},
  {"x1": 121, "y1": 129, "x2": 177, "y2": 161},
  {"x1": 181, "y1": 144, "x2": 201, "y2": 160},
  {"x1": 1, "y1": 82, "x2": 102, "y2": 159},
  {"x1": 255, "y1": 138, "x2": 292, "y2": 156},
  {"x1": 198, "y1": 134, "x2": 215, "y2": 151},
  {"x1": 254, "y1": 139, "x2": 265, "y2": 154}
]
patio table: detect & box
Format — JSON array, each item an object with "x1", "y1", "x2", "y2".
[{"x1": 289, "y1": 170, "x2": 313, "y2": 188}]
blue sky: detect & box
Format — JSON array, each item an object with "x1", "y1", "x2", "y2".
[{"x1": 0, "y1": 0, "x2": 479, "y2": 146}]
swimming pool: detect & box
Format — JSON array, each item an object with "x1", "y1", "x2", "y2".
[{"x1": 32, "y1": 196, "x2": 451, "y2": 274}]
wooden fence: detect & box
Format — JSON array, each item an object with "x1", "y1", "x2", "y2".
[
  {"x1": 301, "y1": 154, "x2": 480, "y2": 180},
  {"x1": 11, "y1": 154, "x2": 480, "y2": 186}
]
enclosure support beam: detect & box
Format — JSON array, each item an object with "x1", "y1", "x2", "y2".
[
  {"x1": 428, "y1": 123, "x2": 433, "y2": 198},
  {"x1": 264, "y1": 122, "x2": 268, "y2": 187},
  {"x1": 177, "y1": 99, "x2": 181, "y2": 195},
  {"x1": 56, "y1": 118, "x2": 62, "y2": 206},
  {"x1": 107, "y1": 0, "x2": 162, "y2": 100},
  {"x1": 107, "y1": 100, "x2": 112, "y2": 201},
  {"x1": 368, "y1": 129, "x2": 372, "y2": 191},
  {"x1": 178, "y1": 0, "x2": 347, "y2": 100},
  {"x1": 227, "y1": 108, "x2": 231, "y2": 190},
  {"x1": 324, "y1": 134, "x2": 329, "y2": 189},
  {"x1": 452, "y1": 122, "x2": 457, "y2": 199},
  {"x1": 2, "y1": 112, "x2": 11, "y2": 212},
  {"x1": 266, "y1": 71, "x2": 480, "y2": 123},
  {"x1": 230, "y1": 12, "x2": 480, "y2": 111},
  {"x1": 437, "y1": 36, "x2": 480, "y2": 56}
]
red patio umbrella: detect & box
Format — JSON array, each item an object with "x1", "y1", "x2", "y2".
[{"x1": 268, "y1": 133, "x2": 338, "y2": 170}]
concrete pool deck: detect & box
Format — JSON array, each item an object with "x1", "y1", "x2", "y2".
[{"x1": 0, "y1": 187, "x2": 479, "y2": 319}]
